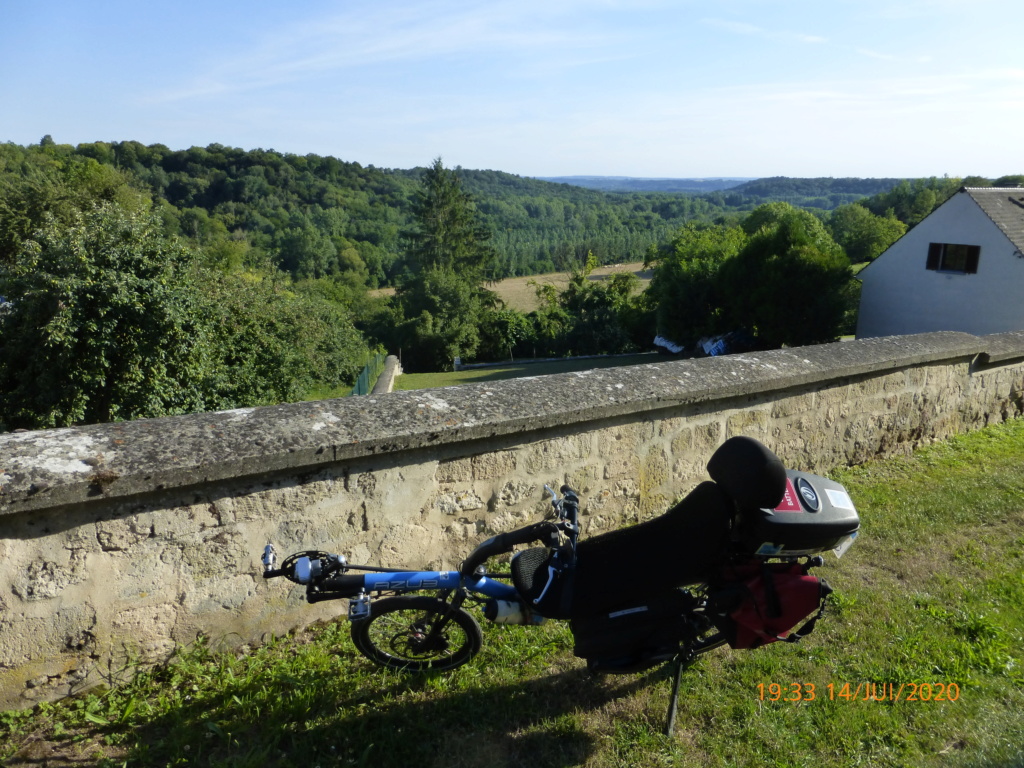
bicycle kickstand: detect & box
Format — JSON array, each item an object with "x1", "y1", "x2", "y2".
[{"x1": 664, "y1": 658, "x2": 685, "y2": 737}]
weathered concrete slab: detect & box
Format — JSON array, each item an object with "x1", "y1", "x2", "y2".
[
  {"x1": 0, "y1": 332, "x2": 984, "y2": 517},
  {"x1": 976, "y1": 330, "x2": 1024, "y2": 364}
]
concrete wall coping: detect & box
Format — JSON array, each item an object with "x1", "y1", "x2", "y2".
[
  {"x1": 976, "y1": 330, "x2": 1024, "y2": 364},
  {"x1": 369, "y1": 355, "x2": 402, "y2": 395},
  {"x1": 0, "y1": 331, "x2": 1002, "y2": 518}
]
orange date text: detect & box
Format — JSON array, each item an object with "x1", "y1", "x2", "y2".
[{"x1": 756, "y1": 682, "x2": 960, "y2": 703}]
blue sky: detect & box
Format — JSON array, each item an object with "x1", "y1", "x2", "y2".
[{"x1": 2, "y1": 0, "x2": 1021, "y2": 178}]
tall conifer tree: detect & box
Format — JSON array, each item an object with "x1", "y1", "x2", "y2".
[{"x1": 397, "y1": 159, "x2": 498, "y2": 371}]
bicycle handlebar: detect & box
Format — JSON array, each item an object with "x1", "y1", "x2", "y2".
[
  {"x1": 459, "y1": 521, "x2": 555, "y2": 577},
  {"x1": 263, "y1": 487, "x2": 581, "y2": 583},
  {"x1": 459, "y1": 486, "x2": 581, "y2": 577}
]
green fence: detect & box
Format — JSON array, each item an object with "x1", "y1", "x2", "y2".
[{"x1": 349, "y1": 352, "x2": 387, "y2": 396}]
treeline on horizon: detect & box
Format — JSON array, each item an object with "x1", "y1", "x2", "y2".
[{"x1": 1, "y1": 136, "x2": 1021, "y2": 431}]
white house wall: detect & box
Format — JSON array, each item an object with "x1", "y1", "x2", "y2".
[{"x1": 857, "y1": 191, "x2": 1024, "y2": 338}]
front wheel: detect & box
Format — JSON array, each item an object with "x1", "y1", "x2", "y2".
[{"x1": 350, "y1": 596, "x2": 483, "y2": 671}]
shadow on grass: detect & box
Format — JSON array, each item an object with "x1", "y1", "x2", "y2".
[{"x1": 121, "y1": 660, "x2": 674, "y2": 768}]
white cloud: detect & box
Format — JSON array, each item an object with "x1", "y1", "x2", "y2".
[{"x1": 150, "y1": 1, "x2": 616, "y2": 103}]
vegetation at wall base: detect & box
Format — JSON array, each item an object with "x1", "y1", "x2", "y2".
[{"x1": 3, "y1": 419, "x2": 1023, "y2": 768}]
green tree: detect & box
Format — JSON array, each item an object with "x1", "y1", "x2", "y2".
[
  {"x1": 0, "y1": 150, "x2": 146, "y2": 266},
  {"x1": 648, "y1": 205, "x2": 855, "y2": 352},
  {"x1": 0, "y1": 199, "x2": 369, "y2": 429},
  {"x1": 647, "y1": 223, "x2": 746, "y2": 346},
  {"x1": 0, "y1": 204, "x2": 211, "y2": 428},
  {"x1": 526, "y1": 255, "x2": 648, "y2": 358},
  {"x1": 406, "y1": 158, "x2": 497, "y2": 280},
  {"x1": 718, "y1": 207, "x2": 853, "y2": 347},
  {"x1": 196, "y1": 273, "x2": 368, "y2": 408},
  {"x1": 827, "y1": 204, "x2": 907, "y2": 263},
  {"x1": 994, "y1": 175, "x2": 1024, "y2": 187},
  {"x1": 396, "y1": 266, "x2": 491, "y2": 370},
  {"x1": 396, "y1": 159, "x2": 499, "y2": 370},
  {"x1": 860, "y1": 178, "x2": 960, "y2": 226},
  {"x1": 276, "y1": 222, "x2": 338, "y2": 279},
  {"x1": 477, "y1": 308, "x2": 534, "y2": 362}
]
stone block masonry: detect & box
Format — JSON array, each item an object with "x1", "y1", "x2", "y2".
[{"x1": 2, "y1": 331, "x2": 1024, "y2": 709}]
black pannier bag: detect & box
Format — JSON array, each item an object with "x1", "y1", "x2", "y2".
[
  {"x1": 568, "y1": 481, "x2": 734, "y2": 616},
  {"x1": 569, "y1": 589, "x2": 698, "y2": 673}
]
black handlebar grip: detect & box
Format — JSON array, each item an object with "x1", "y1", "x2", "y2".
[
  {"x1": 559, "y1": 487, "x2": 580, "y2": 526},
  {"x1": 262, "y1": 568, "x2": 288, "y2": 579}
]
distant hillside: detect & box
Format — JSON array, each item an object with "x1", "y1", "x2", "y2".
[
  {"x1": 535, "y1": 176, "x2": 752, "y2": 193},
  {"x1": 532, "y1": 175, "x2": 909, "y2": 208},
  {"x1": 725, "y1": 177, "x2": 906, "y2": 209}
]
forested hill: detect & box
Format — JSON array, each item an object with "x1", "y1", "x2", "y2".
[
  {"x1": 2, "y1": 140, "x2": 1004, "y2": 290},
  {"x1": 534, "y1": 176, "x2": 752, "y2": 194},
  {"x1": 726, "y1": 177, "x2": 907, "y2": 209},
  {"x1": 6, "y1": 141, "x2": 735, "y2": 286}
]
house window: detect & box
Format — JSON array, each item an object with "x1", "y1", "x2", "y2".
[{"x1": 926, "y1": 242, "x2": 980, "y2": 274}]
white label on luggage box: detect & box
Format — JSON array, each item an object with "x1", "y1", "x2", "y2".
[{"x1": 825, "y1": 489, "x2": 856, "y2": 511}]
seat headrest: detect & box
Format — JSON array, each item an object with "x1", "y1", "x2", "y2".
[{"x1": 706, "y1": 436, "x2": 787, "y2": 510}]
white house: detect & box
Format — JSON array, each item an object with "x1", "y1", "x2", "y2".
[{"x1": 856, "y1": 187, "x2": 1024, "y2": 338}]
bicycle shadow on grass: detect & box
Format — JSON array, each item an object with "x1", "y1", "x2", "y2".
[{"x1": 122, "y1": 654, "x2": 680, "y2": 768}]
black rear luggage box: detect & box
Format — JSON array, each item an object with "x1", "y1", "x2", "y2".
[{"x1": 738, "y1": 470, "x2": 859, "y2": 557}]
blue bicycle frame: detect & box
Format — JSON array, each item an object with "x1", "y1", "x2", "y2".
[
  {"x1": 265, "y1": 485, "x2": 576, "y2": 603},
  {"x1": 289, "y1": 560, "x2": 523, "y2": 617},
  {"x1": 359, "y1": 571, "x2": 517, "y2": 600}
]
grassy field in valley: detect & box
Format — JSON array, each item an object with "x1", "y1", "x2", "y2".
[
  {"x1": 393, "y1": 353, "x2": 663, "y2": 391},
  {"x1": 371, "y1": 261, "x2": 653, "y2": 313},
  {"x1": 484, "y1": 261, "x2": 653, "y2": 313},
  {"x1": 2, "y1": 420, "x2": 1023, "y2": 767}
]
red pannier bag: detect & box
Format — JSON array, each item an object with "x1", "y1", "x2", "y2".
[{"x1": 710, "y1": 561, "x2": 833, "y2": 649}]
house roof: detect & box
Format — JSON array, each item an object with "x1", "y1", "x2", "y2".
[{"x1": 964, "y1": 187, "x2": 1024, "y2": 254}]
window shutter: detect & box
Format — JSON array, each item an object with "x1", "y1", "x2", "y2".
[
  {"x1": 964, "y1": 245, "x2": 980, "y2": 274},
  {"x1": 926, "y1": 243, "x2": 941, "y2": 270}
]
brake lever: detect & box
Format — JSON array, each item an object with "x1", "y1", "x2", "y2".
[{"x1": 543, "y1": 484, "x2": 560, "y2": 519}]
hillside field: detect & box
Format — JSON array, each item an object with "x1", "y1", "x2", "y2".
[{"x1": 373, "y1": 261, "x2": 653, "y2": 312}]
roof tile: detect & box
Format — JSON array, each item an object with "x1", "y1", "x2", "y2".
[{"x1": 964, "y1": 187, "x2": 1024, "y2": 253}]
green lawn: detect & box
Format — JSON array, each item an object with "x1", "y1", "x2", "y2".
[
  {"x1": 394, "y1": 354, "x2": 665, "y2": 391},
  {"x1": 3, "y1": 420, "x2": 1024, "y2": 767},
  {"x1": 296, "y1": 353, "x2": 664, "y2": 401}
]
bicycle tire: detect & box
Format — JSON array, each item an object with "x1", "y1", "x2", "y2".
[{"x1": 350, "y1": 596, "x2": 483, "y2": 672}]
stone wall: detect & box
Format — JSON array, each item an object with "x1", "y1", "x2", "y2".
[{"x1": 2, "y1": 331, "x2": 1024, "y2": 709}]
